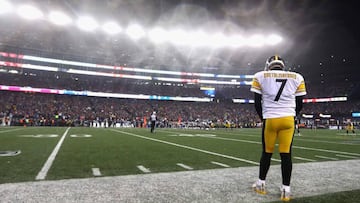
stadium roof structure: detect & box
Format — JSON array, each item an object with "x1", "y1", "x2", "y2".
[{"x1": 0, "y1": 0, "x2": 359, "y2": 84}]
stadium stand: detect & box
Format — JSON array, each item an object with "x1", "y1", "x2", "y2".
[{"x1": 0, "y1": 43, "x2": 359, "y2": 129}]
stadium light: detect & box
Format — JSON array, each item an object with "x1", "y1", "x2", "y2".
[
  {"x1": 77, "y1": 16, "x2": 98, "y2": 31},
  {"x1": 266, "y1": 34, "x2": 283, "y2": 45},
  {"x1": 247, "y1": 34, "x2": 265, "y2": 47},
  {"x1": 17, "y1": 5, "x2": 43, "y2": 20},
  {"x1": 102, "y1": 21, "x2": 122, "y2": 35},
  {"x1": 0, "y1": 0, "x2": 13, "y2": 14},
  {"x1": 148, "y1": 27, "x2": 169, "y2": 43},
  {"x1": 168, "y1": 29, "x2": 192, "y2": 46},
  {"x1": 227, "y1": 35, "x2": 245, "y2": 48},
  {"x1": 49, "y1": 11, "x2": 72, "y2": 26},
  {"x1": 190, "y1": 31, "x2": 209, "y2": 47},
  {"x1": 210, "y1": 33, "x2": 228, "y2": 48},
  {"x1": 126, "y1": 24, "x2": 146, "y2": 40}
]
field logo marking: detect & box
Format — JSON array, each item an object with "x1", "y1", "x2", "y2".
[
  {"x1": 70, "y1": 134, "x2": 92, "y2": 138},
  {"x1": 35, "y1": 127, "x2": 71, "y2": 180},
  {"x1": 0, "y1": 150, "x2": 21, "y2": 157},
  {"x1": 111, "y1": 129, "x2": 259, "y2": 165}
]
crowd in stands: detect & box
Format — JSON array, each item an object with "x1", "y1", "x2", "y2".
[
  {"x1": 0, "y1": 68, "x2": 359, "y2": 128},
  {"x1": 0, "y1": 40, "x2": 358, "y2": 128}
]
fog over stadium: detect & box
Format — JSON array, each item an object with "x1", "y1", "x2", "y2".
[{"x1": 0, "y1": 0, "x2": 358, "y2": 85}]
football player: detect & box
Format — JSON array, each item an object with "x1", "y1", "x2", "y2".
[
  {"x1": 346, "y1": 121, "x2": 355, "y2": 135},
  {"x1": 250, "y1": 55, "x2": 306, "y2": 201}
]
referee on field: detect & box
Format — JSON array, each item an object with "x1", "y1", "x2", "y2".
[{"x1": 150, "y1": 111, "x2": 157, "y2": 133}]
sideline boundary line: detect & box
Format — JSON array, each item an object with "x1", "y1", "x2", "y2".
[{"x1": 35, "y1": 127, "x2": 71, "y2": 180}]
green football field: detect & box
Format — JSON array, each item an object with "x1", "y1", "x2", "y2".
[{"x1": 0, "y1": 127, "x2": 359, "y2": 184}]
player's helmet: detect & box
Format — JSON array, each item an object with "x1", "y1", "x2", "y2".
[{"x1": 265, "y1": 55, "x2": 285, "y2": 71}]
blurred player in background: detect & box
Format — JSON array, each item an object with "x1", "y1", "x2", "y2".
[
  {"x1": 250, "y1": 55, "x2": 306, "y2": 201},
  {"x1": 346, "y1": 120, "x2": 355, "y2": 135},
  {"x1": 150, "y1": 111, "x2": 157, "y2": 133},
  {"x1": 295, "y1": 118, "x2": 301, "y2": 136}
]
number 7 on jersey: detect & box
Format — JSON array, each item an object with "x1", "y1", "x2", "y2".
[{"x1": 274, "y1": 79, "x2": 287, "y2": 101}]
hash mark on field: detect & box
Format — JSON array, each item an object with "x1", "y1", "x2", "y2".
[
  {"x1": 211, "y1": 161, "x2": 230, "y2": 168},
  {"x1": 336, "y1": 154, "x2": 359, "y2": 159},
  {"x1": 92, "y1": 168, "x2": 102, "y2": 176},
  {"x1": 315, "y1": 155, "x2": 339, "y2": 161},
  {"x1": 137, "y1": 165, "x2": 151, "y2": 173},
  {"x1": 294, "y1": 156, "x2": 316, "y2": 162},
  {"x1": 271, "y1": 158, "x2": 281, "y2": 162},
  {"x1": 176, "y1": 163, "x2": 193, "y2": 170},
  {"x1": 36, "y1": 127, "x2": 71, "y2": 180}
]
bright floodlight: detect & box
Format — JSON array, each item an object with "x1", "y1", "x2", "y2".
[
  {"x1": 17, "y1": 5, "x2": 43, "y2": 20},
  {"x1": 49, "y1": 11, "x2": 72, "y2": 26},
  {"x1": 247, "y1": 34, "x2": 266, "y2": 47},
  {"x1": 190, "y1": 31, "x2": 209, "y2": 47},
  {"x1": 0, "y1": 0, "x2": 13, "y2": 14},
  {"x1": 148, "y1": 27, "x2": 168, "y2": 43},
  {"x1": 126, "y1": 24, "x2": 146, "y2": 40},
  {"x1": 168, "y1": 29, "x2": 192, "y2": 46},
  {"x1": 210, "y1": 33, "x2": 228, "y2": 48},
  {"x1": 227, "y1": 35, "x2": 245, "y2": 48},
  {"x1": 266, "y1": 34, "x2": 283, "y2": 45},
  {"x1": 103, "y1": 21, "x2": 122, "y2": 35},
  {"x1": 77, "y1": 16, "x2": 98, "y2": 31}
]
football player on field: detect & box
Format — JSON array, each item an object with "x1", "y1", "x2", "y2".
[{"x1": 250, "y1": 55, "x2": 306, "y2": 201}]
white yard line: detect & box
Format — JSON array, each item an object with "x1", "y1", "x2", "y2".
[
  {"x1": 201, "y1": 135, "x2": 360, "y2": 157},
  {"x1": 294, "y1": 138, "x2": 360, "y2": 145},
  {"x1": 0, "y1": 128, "x2": 21, "y2": 134},
  {"x1": 160, "y1": 129, "x2": 360, "y2": 164},
  {"x1": 137, "y1": 165, "x2": 151, "y2": 173},
  {"x1": 293, "y1": 145, "x2": 360, "y2": 156},
  {"x1": 176, "y1": 163, "x2": 193, "y2": 170},
  {"x1": 315, "y1": 155, "x2": 339, "y2": 161},
  {"x1": 110, "y1": 129, "x2": 259, "y2": 165},
  {"x1": 211, "y1": 161, "x2": 230, "y2": 168},
  {"x1": 294, "y1": 156, "x2": 316, "y2": 162},
  {"x1": 336, "y1": 154, "x2": 359, "y2": 159},
  {"x1": 190, "y1": 133, "x2": 360, "y2": 157},
  {"x1": 92, "y1": 168, "x2": 102, "y2": 176},
  {"x1": 271, "y1": 158, "x2": 281, "y2": 162},
  {"x1": 35, "y1": 127, "x2": 71, "y2": 180}
]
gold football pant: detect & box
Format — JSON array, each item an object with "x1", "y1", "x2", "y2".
[
  {"x1": 259, "y1": 116, "x2": 294, "y2": 186},
  {"x1": 263, "y1": 116, "x2": 295, "y2": 153}
]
